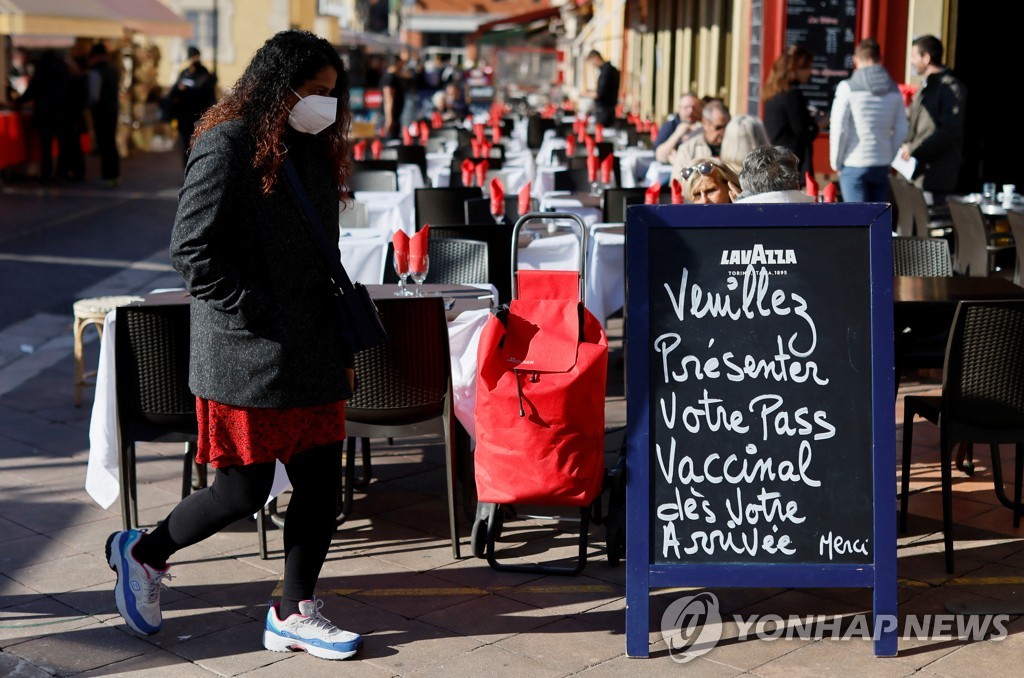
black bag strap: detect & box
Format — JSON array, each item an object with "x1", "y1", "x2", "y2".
[{"x1": 281, "y1": 155, "x2": 356, "y2": 294}]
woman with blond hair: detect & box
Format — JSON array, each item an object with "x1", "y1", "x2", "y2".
[
  {"x1": 762, "y1": 45, "x2": 819, "y2": 176},
  {"x1": 680, "y1": 157, "x2": 740, "y2": 204},
  {"x1": 719, "y1": 114, "x2": 770, "y2": 175}
]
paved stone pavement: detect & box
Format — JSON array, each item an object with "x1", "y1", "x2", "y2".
[{"x1": 2, "y1": 150, "x2": 1024, "y2": 676}]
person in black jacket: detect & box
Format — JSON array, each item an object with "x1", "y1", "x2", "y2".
[
  {"x1": 762, "y1": 45, "x2": 819, "y2": 178},
  {"x1": 104, "y1": 30, "x2": 362, "y2": 661},
  {"x1": 170, "y1": 46, "x2": 217, "y2": 168},
  {"x1": 87, "y1": 43, "x2": 120, "y2": 187},
  {"x1": 15, "y1": 50, "x2": 67, "y2": 184},
  {"x1": 585, "y1": 50, "x2": 620, "y2": 127}
]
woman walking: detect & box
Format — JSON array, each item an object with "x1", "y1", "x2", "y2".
[
  {"x1": 762, "y1": 45, "x2": 820, "y2": 178},
  {"x1": 105, "y1": 30, "x2": 360, "y2": 661}
]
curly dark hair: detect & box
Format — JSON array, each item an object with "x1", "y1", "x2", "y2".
[{"x1": 193, "y1": 30, "x2": 351, "y2": 196}]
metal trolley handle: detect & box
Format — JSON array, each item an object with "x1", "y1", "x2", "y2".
[{"x1": 510, "y1": 211, "x2": 590, "y2": 303}]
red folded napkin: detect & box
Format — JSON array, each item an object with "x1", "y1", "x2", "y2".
[
  {"x1": 823, "y1": 181, "x2": 839, "y2": 203},
  {"x1": 670, "y1": 178, "x2": 684, "y2": 204},
  {"x1": 410, "y1": 226, "x2": 429, "y2": 269},
  {"x1": 402, "y1": 127, "x2": 413, "y2": 145},
  {"x1": 584, "y1": 135, "x2": 596, "y2": 156},
  {"x1": 586, "y1": 154, "x2": 599, "y2": 183},
  {"x1": 645, "y1": 182, "x2": 661, "y2": 204},
  {"x1": 371, "y1": 139, "x2": 382, "y2": 160},
  {"x1": 480, "y1": 141, "x2": 492, "y2": 159},
  {"x1": 595, "y1": 124, "x2": 604, "y2": 144},
  {"x1": 475, "y1": 159, "x2": 489, "y2": 188},
  {"x1": 471, "y1": 138, "x2": 481, "y2": 157},
  {"x1": 392, "y1": 230, "x2": 410, "y2": 274},
  {"x1": 491, "y1": 123, "x2": 502, "y2": 143},
  {"x1": 627, "y1": 113, "x2": 637, "y2": 126},
  {"x1": 474, "y1": 123, "x2": 485, "y2": 144},
  {"x1": 461, "y1": 158, "x2": 475, "y2": 186},
  {"x1": 518, "y1": 182, "x2": 531, "y2": 216},
  {"x1": 649, "y1": 125, "x2": 658, "y2": 143},
  {"x1": 418, "y1": 121, "x2": 430, "y2": 144},
  {"x1": 565, "y1": 135, "x2": 577, "y2": 157},
  {"x1": 805, "y1": 172, "x2": 819, "y2": 200},
  {"x1": 600, "y1": 154, "x2": 614, "y2": 184},
  {"x1": 615, "y1": 104, "x2": 624, "y2": 118},
  {"x1": 489, "y1": 177, "x2": 505, "y2": 216},
  {"x1": 353, "y1": 140, "x2": 366, "y2": 161},
  {"x1": 431, "y1": 111, "x2": 443, "y2": 129},
  {"x1": 572, "y1": 118, "x2": 582, "y2": 137}
]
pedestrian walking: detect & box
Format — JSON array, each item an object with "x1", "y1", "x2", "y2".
[
  {"x1": 104, "y1": 29, "x2": 361, "y2": 661},
  {"x1": 88, "y1": 43, "x2": 120, "y2": 187},
  {"x1": 169, "y1": 46, "x2": 217, "y2": 168},
  {"x1": 763, "y1": 45, "x2": 820, "y2": 178}
]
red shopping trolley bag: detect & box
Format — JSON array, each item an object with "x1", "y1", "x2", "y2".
[{"x1": 474, "y1": 250, "x2": 608, "y2": 508}]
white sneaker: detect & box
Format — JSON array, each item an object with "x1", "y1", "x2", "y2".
[
  {"x1": 105, "y1": 530, "x2": 171, "y2": 635},
  {"x1": 263, "y1": 598, "x2": 361, "y2": 660}
]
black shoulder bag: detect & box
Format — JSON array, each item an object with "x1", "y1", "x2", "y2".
[{"x1": 282, "y1": 156, "x2": 388, "y2": 353}]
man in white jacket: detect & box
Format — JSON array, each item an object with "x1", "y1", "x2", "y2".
[{"x1": 829, "y1": 38, "x2": 908, "y2": 202}]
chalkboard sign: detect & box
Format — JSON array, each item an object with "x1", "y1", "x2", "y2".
[
  {"x1": 786, "y1": 0, "x2": 858, "y2": 118},
  {"x1": 624, "y1": 203, "x2": 896, "y2": 658}
]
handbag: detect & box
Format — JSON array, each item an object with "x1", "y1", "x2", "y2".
[{"x1": 282, "y1": 156, "x2": 388, "y2": 353}]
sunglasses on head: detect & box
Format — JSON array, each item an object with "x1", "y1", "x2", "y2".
[{"x1": 681, "y1": 161, "x2": 720, "y2": 180}]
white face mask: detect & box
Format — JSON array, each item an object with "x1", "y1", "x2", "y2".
[{"x1": 288, "y1": 89, "x2": 337, "y2": 134}]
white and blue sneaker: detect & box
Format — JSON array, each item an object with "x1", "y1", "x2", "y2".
[
  {"x1": 105, "y1": 530, "x2": 171, "y2": 635},
  {"x1": 263, "y1": 598, "x2": 361, "y2": 660}
]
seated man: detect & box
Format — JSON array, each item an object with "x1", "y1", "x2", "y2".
[
  {"x1": 654, "y1": 93, "x2": 703, "y2": 163},
  {"x1": 734, "y1": 145, "x2": 817, "y2": 203},
  {"x1": 670, "y1": 99, "x2": 730, "y2": 179}
]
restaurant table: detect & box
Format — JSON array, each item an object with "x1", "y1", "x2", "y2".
[
  {"x1": 353, "y1": 189, "x2": 415, "y2": 236},
  {"x1": 538, "y1": 191, "x2": 602, "y2": 226},
  {"x1": 86, "y1": 285, "x2": 494, "y2": 509},
  {"x1": 643, "y1": 161, "x2": 676, "y2": 188},
  {"x1": 397, "y1": 163, "x2": 425, "y2": 193}
]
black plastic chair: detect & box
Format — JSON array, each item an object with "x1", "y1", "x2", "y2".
[
  {"x1": 552, "y1": 168, "x2": 592, "y2": 192},
  {"x1": 381, "y1": 146, "x2": 428, "y2": 185},
  {"x1": 382, "y1": 237, "x2": 489, "y2": 287},
  {"x1": 892, "y1": 237, "x2": 954, "y2": 277},
  {"x1": 889, "y1": 173, "x2": 952, "y2": 238},
  {"x1": 353, "y1": 159, "x2": 399, "y2": 174},
  {"x1": 339, "y1": 296, "x2": 465, "y2": 557},
  {"x1": 429, "y1": 223, "x2": 515, "y2": 303},
  {"x1": 348, "y1": 170, "x2": 398, "y2": 193},
  {"x1": 463, "y1": 197, "x2": 536, "y2": 230},
  {"x1": 900, "y1": 300, "x2": 1024, "y2": 573},
  {"x1": 414, "y1": 187, "x2": 483, "y2": 230},
  {"x1": 526, "y1": 115, "x2": 556, "y2": 150},
  {"x1": 1005, "y1": 209, "x2": 1024, "y2": 285},
  {"x1": 115, "y1": 304, "x2": 270, "y2": 558},
  {"x1": 946, "y1": 197, "x2": 1014, "y2": 277},
  {"x1": 601, "y1": 187, "x2": 648, "y2": 223},
  {"x1": 568, "y1": 154, "x2": 621, "y2": 188}
]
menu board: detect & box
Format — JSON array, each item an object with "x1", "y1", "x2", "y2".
[
  {"x1": 648, "y1": 226, "x2": 872, "y2": 565},
  {"x1": 786, "y1": 0, "x2": 858, "y2": 116},
  {"x1": 622, "y1": 203, "x2": 897, "y2": 659}
]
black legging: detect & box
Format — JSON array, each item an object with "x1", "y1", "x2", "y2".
[{"x1": 135, "y1": 443, "x2": 342, "y2": 618}]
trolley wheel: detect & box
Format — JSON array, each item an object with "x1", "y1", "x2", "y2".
[{"x1": 471, "y1": 503, "x2": 497, "y2": 559}]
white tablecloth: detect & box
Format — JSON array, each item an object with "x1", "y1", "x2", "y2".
[
  {"x1": 340, "y1": 229, "x2": 389, "y2": 284},
  {"x1": 643, "y1": 161, "x2": 676, "y2": 188},
  {"x1": 538, "y1": 193, "x2": 602, "y2": 227},
  {"x1": 355, "y1": 190, "x2": 415, "y2": 236},
  {"x1": 616, "y1": 148, "x2": 656, "y2": 189},
  {"x1": 86, "y1": 303, "x2": 493, "y2": 509},
  {"x1": 398, "y1": 164, "x2": 425, "y2": 193}
]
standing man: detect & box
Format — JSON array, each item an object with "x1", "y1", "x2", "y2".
[
  {"x1": 585, "y1": 50, "x2": 619, "y2": 127},
  {"x1": 670, "y1": 99, "x2": 731, "y2": 178},
  {"x1": 829, "y1": 38, "x2": 908, "y2": 202},
  {"x1": 380, "y1": 55, "x2": 406, "y2": 140},
  {"x1": 170, "y1": 46, "x2": 217, "y2": 168},
  {"x1": 899, "y1": 35, "x2": 966, "y2": 205},
  {"x1": 654, "y1": 93, "x2": 703, "y2": 163},
  {"x1": 88, "y1": 43, "x2": 120, "y2": 188}
]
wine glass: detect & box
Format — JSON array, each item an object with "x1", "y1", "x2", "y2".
[
  {"x1": 393, "y1": 251, "x2": 413, "y2": 296},
  {"x1": 410, "y1": 254, "x2": 429, "y2": 295}
]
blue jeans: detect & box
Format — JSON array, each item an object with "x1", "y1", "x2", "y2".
[{"x1": 839, "y1": 165, "x2": 891, "y2": 203}]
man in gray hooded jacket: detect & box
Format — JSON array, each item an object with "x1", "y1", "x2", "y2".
[{"x1": 829, "y1": 38, "x2": 908, "y2": 202}]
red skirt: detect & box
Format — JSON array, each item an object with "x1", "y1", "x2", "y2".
[{"x1": 195, "y1": 397, "x2": 347, "y2": 468}]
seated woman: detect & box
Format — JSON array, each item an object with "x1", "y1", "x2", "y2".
[{"x1": 681, "y1": 157, "x2": 740, "y2": 204}]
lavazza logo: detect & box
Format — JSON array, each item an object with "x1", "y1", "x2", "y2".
[
  {"x1": 720, "y1": 244, "x2": 798, "y2": 266},
  {"x1": 660, "y1": 592, "x2": 1009, "y2": 664}
]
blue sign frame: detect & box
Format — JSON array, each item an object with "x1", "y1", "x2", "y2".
[{"x1": 624, "y1": 203, "x2": 896, "y2": 657}]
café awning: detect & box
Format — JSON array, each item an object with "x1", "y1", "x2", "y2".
[
  {"x1": 0, "y1": 0, "x2": 192, "y2": 39},
  {"x1": 0, "y1": 0, "x2": 123, "y2": 38},
  {"x1": 94, "y1": 0, "x2": 193, "y2": 38},
  {"x1": 471, "y1": 6, "x2": 560, "y2": 38}
]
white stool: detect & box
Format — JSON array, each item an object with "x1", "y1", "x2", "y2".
[{"x1": 72, "y1": 295, "x2": 143, "y2": 407}]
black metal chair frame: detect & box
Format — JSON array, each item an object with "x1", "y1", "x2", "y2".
[
  {"x1": 348, "y1": 170, "x2": 399, "y2": 193},
  {"x1": 382, "y1": 237, "x2": 490, "y2": 288}
]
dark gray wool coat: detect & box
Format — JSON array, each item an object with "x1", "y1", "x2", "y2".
[{"x1": 170, "y1": 119, "x2": 353, "y2": 408}]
